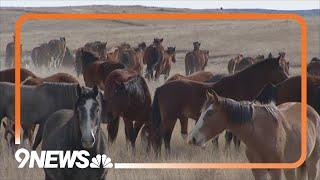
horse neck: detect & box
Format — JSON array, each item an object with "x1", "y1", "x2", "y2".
[{"x1": 213, "y1": 66, "x2": 272, "y2": 100}]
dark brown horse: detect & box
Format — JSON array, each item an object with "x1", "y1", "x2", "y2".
[
  {"x1": 143, "y1": 38, "x2": 165, "y2": 80},
  {"x1": 185, "y1": 42, "x2": 209, "y2": 75},
  {"x1": 154, "y1": 47, "x2": 176, "y2": 80},
  {"x1": 104, "y1": 69, "x2": 151, "y2": 151},
  {"x1": 80, "y1": 49, "x2": 125, "y2": 90},
  {"x1": 166, "y1": 71, "x2": 213, "y2": 83},
  {"x1": 22, "y1": 72, "x2": 79, "y2": 85},
  {"x1": 307, "y1": 57, "x2": 320, "y2": 76},
  {"x1": 117, "y1": 43, "x2": 144, "y2": 74},
  {"x1": 42, "y1": 85, "x2": 109, "y2": 180},
  {"x1": 255, "y1": 75, "x2": 320, "y2": 113},
  {"x1": 84, "y1": 41, "x2": 107, "y2": 60},
  {"x1": 150, "y1": 55, "x2": 288, "y2": 154},
  {"x1": 0, "y1": 68, "x2": 36, "y2": 83}
]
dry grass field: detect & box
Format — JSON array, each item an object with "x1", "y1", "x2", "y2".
[{"x1": 0, "y1": 5, "x2": 319, "y2": 180}]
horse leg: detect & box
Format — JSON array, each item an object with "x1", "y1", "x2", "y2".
[
  {"x1": 306, "y1": 140, "x2": 320, "y2": 180},
  {"x1": 212, "y1": 136, "x2": 219, "y2": 149},
  {"x1": 245, "y1": 149, "x2": 268, "y2": 180},
  {"x1": 269, "y1": 169, "x2": 281, "y2": 180},
  {"x1": 132, "y1": 121, "x2": 144, "y2": 145},
  {"x1": 296, "y1": 162, "x2": 307, "y2": 180},
  {"x1": 224, "y1": 131, "x2": 233, "y2": 150},
  {"x1": 284, "y1": 169, "x2": 296, "y2": 180},
  {"x1": 107, "y1": 116, "x2": 119, "y2": 143},
  {"x1": 233, "y1": 135, "x2": 241, "y2": 151},
  {"x1": 123, "y1": 118, "x2": 135, "y2": 151},
  {"x1": 163, "y1": 118, "x2": 176, "y2": 156},
  {"x1": 141, "y1": 125, "x2": 150, "y2": 153},
  {"x1": 179, "y1": 116, "x2": 188, "y2": 140}
]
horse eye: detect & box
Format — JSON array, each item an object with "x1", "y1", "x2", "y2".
[{"x1": 206, "y1": 110, "x2": 214, "y2": 116}]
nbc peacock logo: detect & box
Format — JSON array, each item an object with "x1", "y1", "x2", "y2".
[{"x1": 90, "y1": 154, "x2": 113, "y2": 168}]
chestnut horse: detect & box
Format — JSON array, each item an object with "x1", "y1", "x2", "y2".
[
  {"x1": 80, "y1": 49, "x2": 125, "y2": 90},
  {"x1": 143, "y1": 38, "x2": 165, "y2": 80},
  {"x1": 154, "y1": 47, "x2": 176, "y2": 80},
  {"x1": 104, "y1": 69, "x2": 151, "y2": 151},
  {"x1": 307, "y1": 57, "x2": 320, "y2": 76},
  {"x1": 166, "y1": 71, "x2": 213, "y2": 83},
  {"x1": 22, "y1": 72, "x2": 79, "y2": 85},
  {"x1": 189, "y1": 91, "x2": 320, "y2": 180},
  {"x1": 0, "y1": 68, "x2": 36, "y2": 83},
  {"x1": 151, "y1": 55, "x2": 288, "y2": 154},
  {"x1": 185, "y1": 42, "x2": 209, "y2": 75},
  {"x1": 255, "y1": 75, "x2": 320, "y2": 113}
]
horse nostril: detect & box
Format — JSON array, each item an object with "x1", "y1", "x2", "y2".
[{"x1": 192, "y1": 137, "x2": 197, "y2": 144}]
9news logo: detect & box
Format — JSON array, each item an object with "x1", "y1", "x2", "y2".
[{"x1": 15, "y1": 148, "x2": 113, "y2": 169}]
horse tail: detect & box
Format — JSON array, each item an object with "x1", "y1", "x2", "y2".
[
  {"x1": 107, "y1": 116, "x2": 120, "y2": 143},
  {"x1": 151, "y1": 88, "x2": 162, "y2": 154}
]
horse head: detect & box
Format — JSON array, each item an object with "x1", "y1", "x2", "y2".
[{"x1": 75, "y1": 85, "x2": 103, "y2": 149}]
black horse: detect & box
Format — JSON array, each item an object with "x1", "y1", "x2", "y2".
[{"x1": 41, "y1": 85, "x2": 109, "y2": 180}]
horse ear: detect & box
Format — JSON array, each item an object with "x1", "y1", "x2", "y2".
[
  {"x1": 207, "y1": 89, "x2": 219, "y2": 104},
  {"x1": 93, "y1": 85, "x2": 99, "y2": 97},
  {"x1": 268, "y1": 53, "x2": 273, "y2": 59},
  {"x1": 77, "y1": 84, "x2": 82, "y2": 97}
]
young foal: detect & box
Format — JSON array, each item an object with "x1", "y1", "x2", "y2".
[
  {"x1": 42, "y1": 85, "x2": 109, "y2": 180},
  {"x1": 188, "y1": 91, "x2": 320, "y2": 180}
]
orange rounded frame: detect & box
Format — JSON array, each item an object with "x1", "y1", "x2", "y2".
[{"x1": 14, "y1": 13, "x2": 307, "y2": 169}]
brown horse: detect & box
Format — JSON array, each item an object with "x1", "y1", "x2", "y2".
[
  {"x1": 307, "y1": 57, "x2": 320, "y2": 76},
  {"x1": 84, "y1": 41, "x2": 107, "y2": 60},
  {"x1": 5, "y1": 35, "x2": 22, "y2": 67},
  {"x1": 150, "y1": 55, "x2": 288, "y2": 154},
  {"x1": 80, "y1": 49, "x2": 125, "y2": 90},
  {"x1": 255, "y1": 75, "x2": 320, "y2": 113},
  {"x1": 154, "y1": 47, "x2": 176, "y2": 80},
  {"x1": 103, "y1": 69, "x2": 151, "y2": 151},
  {"x1": 117, "y1": 43, "x2": 144, "y2": 74},
  {"x1": 0, "y1": 68, "x2": 36, "y2": 83},
  {"x1": 22, "y1": 72, "x2": 79, "y2": 85},
  {"x1": 166, "y1": 71, "x2": 213, "y2": 83},
  {"x1": 185, "y1": 42, "x2": 209, "y2": 75},
  {"x1": 143, "y1": 38, "x2": 165, "y2": 80},
  {"x1": 188, "y1": 91, "x2": 320, "y2": 180},
  {"x1": 47, "y1": 37, "x2": 67, "y2": 68},
  {"x1": 228, "y1": 54, "x2": 268, "y2": 74},
  {"x1": 31, "y1": 43, "x2": 51, "y2": 67}
]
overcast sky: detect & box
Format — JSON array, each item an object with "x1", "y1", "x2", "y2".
[{"x1": 1, "y1": 0, "x2": 319, "y2": 10}]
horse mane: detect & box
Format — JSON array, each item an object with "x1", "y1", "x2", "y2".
[
  {"x1": 221, "y1": 98, "x2": 253, "y2": 124},
  {"x1": 205, "y1": 73, "x2": 227, "y2": 83},
  {"x1": 124, "y1": 75, "x2": 148, "y2": 103},
  {"x1": 232, "y1": 56, "x2": 279, "y2": 76}
]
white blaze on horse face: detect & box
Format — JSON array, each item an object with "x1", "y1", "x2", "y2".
[
  {"x1": 188, "y1": 104, "x2": 213, "y2": 146},
  {"x1": 81, "y1": 99, "x2": 96, "y2": 147}
]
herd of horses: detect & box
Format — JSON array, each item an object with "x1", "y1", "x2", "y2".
[{"x1": 1, "y1": 36, "x2": 320, "y2": 180}]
